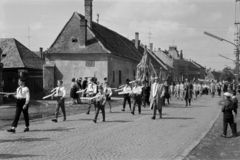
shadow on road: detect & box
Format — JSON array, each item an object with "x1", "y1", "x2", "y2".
[
  {"x1": 104, "y1": 120, "x2": 133, "y2": 123},
  {"x1": 0, "y1": 137, "x2": 50, "y2": 143},
  {"x1": 31, "y1": 127, "x2": 75, "y2": 132},
  {"x1": 0, "y1": 154, "x2": 40, "y2": 159},
  {"x1": 162, "y1": 117, "x2": 194, "y2": 120}
]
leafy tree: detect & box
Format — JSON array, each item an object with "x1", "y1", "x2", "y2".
[{"x1": 220, "y1": 67, "x2": 235, "y2": 82}]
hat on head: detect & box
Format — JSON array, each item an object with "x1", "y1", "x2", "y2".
[
  {"x1": 90, "y1": 77, "x2": 95, "y2": 82},
  {"x1": 224, "y1": 92, "x2": 231, "y2": 97}
]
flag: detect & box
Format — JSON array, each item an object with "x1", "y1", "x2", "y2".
[{"x1": 136, "y1": 47, "x2": 156, "y2": 83}]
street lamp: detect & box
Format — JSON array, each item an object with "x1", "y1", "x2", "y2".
[{"x1": 204, "y1": 31, "x2": 240, "y2": 87}]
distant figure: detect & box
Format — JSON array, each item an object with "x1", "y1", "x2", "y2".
[
  {"x1": 104, "y1": 82, "x2": 113, "y2": 112},
  {"x1": 70, "y1": 78, "x2": 79, "y2": 105},
  {"x1": 6, "y1": 77, "x2": 30, "y2": 133},
  {"x1": 77, "y1": 77, "x2": 82, "y2": 90},
  {"x1": 169, "y1": 83, "x2": 174, "y2": 97},
  {"x1": 223, "y1": 81, "x2": 228, "y2": 93},
  {"x1": 175, "y1": 82, "x2": 180, "y2": 99},
  {"x1": 93, "y1": 86, "x2": 106, "y2": 123},
  {"x1": 210, "y1": 80, "x2": 216, "y2": 98},
  {"x1": 184, "y1": 79, "x2": 193, "y2": 106},
  {"x1": 52, "y1": 80, "x2": 66, "y2": 122},
  {"x1": 163, "y1": 80, "x2": 170, "y2": 105},
  {"x1": 221, "y1": 92, "x2": 236, "y2": 137},
  {"x1": 180, "y1": 81, "x2": 184, "y2": 100},
  {"x1": 141, "y1": 81, "x2": 149, "y2": 107},
  {"x1": 86, "y1": 78, "x2": 97, "y2": 115},
  {"x1": 104, "y1": 77, "x2": 108, "y2": 83},
  {"x1": 82, "y1": 77, "x2": 88, "y2": 90}
]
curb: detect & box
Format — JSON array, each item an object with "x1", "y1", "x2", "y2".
[{"x1": 176, "y1": 99, "x2": 223, "y2": 160}]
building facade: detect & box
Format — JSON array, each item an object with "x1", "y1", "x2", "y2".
[{"x1": 44, "y1": 0, "x2": 167, "y2": 94}]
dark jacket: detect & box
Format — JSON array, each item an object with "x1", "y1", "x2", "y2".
[
  {"x1": 82, "y1": 80, "x2": 88, "y2": 89},
  {"x1": 222, "y1": 99, "x2": 233, "y2": 118},
  {"x1": 232, "y1": 96, "x2": 238, "y2": 114}
]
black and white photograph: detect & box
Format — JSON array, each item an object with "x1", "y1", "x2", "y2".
[{"x1": 0, "y1": 0, "x2": 239, "y2": 159}]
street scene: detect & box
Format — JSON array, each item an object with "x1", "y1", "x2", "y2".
[{"x1": 0, "y1": 0, "x2": 240, "y2": 160}]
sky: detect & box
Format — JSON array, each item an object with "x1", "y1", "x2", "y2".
[{"x1": 0, "y1": 0, "x2": 239, "y2": 71}]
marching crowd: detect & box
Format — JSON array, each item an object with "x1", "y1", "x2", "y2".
[{"x1": 3, "y1": 77, "x2": 239, "y2": 138}]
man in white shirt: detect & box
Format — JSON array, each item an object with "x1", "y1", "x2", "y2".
[
  {"x1": 86, "y1": 78, "x2": 98, "y2": 114},
  {"x1": 122, "y1": 79, "x2": 132, "y2": 112},
  {"x1": 103, "y1": 82, "x2": 113, "y2": 112},
  {"x1": 52, "y1": 80, "x2": 66, "y2": 122},
  {"x1": 131, "y1": 81, "x2": 142, "y2": 115},
  {"x1": 7, "y1": 77, "x2": 30, "y2": 133}
]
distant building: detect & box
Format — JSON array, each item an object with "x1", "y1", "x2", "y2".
[
  {"x1": 0, "y1": 38, "x2": 45, "y2": 98},
  {"x1": 155, "y1": 46, "x2": 206, "y2": 82},
  {"x1": 44, "y1": 0, "x2": 168, "y2": 94}
]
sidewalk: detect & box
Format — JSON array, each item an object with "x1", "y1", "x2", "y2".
[
  {"x1": 0, "y1": 96, "x2": 221, "y2": 160},
  {"x1": 185, "y1": 96, "x2": 240, "y2": 160}
]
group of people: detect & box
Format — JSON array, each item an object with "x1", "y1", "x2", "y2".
[
  {"x1": 118, "y1": 77, "x2": 196, "y2": 119},
  {"x1": 4, "y1": 76, "x2": 238, "y2": 138}
]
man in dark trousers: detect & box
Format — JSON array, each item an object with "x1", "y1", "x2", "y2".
[
  {"x1": 163, "y1": 80, "x2": 170, "y2": 105},
  {"x1": 122, "y1": 79, "x2": 132, "y2": 111},
  {"x1": 6, "y1": 77, "x2": 30, "y2": 133},
  {"x1": 93, "y1": 86, "x2": 106, "y2": 123},
  {"x1": 131, "y1": 81, "x2": 142, "y2": 115},
  {"x1": 184, "y1": 79, "x2": 193, "y2": 106},
  {"x1": 52, "y1": 80, "x2": 66, "y2": 122},
  {"x1": 221, "y1": 92, "x2": 236, "y2": 137}
]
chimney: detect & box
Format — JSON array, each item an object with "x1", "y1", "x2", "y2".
[
  {"x1": 150, "y1": 43, "x2": 153, "y2": 52},
  {"x1": 80, "y1": 18, "x2": 87, "y2": 46},
  {"x1": 135, "y1": 32, "x2": 139, "y2": 49},
  {"x1": 39, "y1": 47, "x2": 43, "y2": 59},
  {"x1": 180, "y1": 50, "x2": 183, "y2": 59},
  {"x1": 85, "y1": 0, "x2": 93, "y2": 28}
]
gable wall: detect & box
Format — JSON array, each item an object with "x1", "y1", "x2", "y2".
[{"x1": 48, "y1": 53, "x2": 108, "y2": 94}]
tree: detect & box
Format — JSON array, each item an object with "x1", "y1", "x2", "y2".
[{"x1": 219, "y1": 67, "x2": 235, "y2": 82}]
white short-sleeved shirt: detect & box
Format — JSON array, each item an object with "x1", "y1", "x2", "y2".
[{"x1": 16, "y1": 86, "x2": 29, "y2": 99}]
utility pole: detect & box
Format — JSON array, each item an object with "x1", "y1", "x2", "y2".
[
  {"x1": 26, "y1": 26, "x2": 32, "y2": 49},
  {"x1": 235, "y1": 0, "x2": 240, "y2": 89}
]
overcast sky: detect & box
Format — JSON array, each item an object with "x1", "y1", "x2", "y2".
[{"x1": 0, "y1": 0, "x2": 239, "y2": 70}]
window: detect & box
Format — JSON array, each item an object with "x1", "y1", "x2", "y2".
[
  {"x1": 72, "y1": 38, "x2": 78, "y2": 43},
  {"x1": 113, "y1": 71, "x2": 115, "y2": 82},
  {"x1": 85, "y1": 61, "x2": 95, "y2": 67},
  {"x1": 119, "y1": 70, "x2": 122, "y2": 84}
]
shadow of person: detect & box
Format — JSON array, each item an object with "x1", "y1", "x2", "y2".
[
  {"x1": 31, "y1": 127, "x2": 74, "y2": 132},
  {"x1": 0, "y1": 137, "x2": 50, "y2": 143},
  {"x1": 0, "y1": 154, "x2": 40, "y2": 159}
]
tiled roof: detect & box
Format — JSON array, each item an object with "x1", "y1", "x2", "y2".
[
  {"x1": 154, "y1": 50, "x2": 173, "y2": 68},
  {"x1": 91, "y1": 20, "x2": 141, "y2": 61},
  {"x1": 47, "y1": 12, "x2": 167, "y2": 70},
  {"x1": 0, "y1": 38, "x2": 45, "y2": 70}
]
